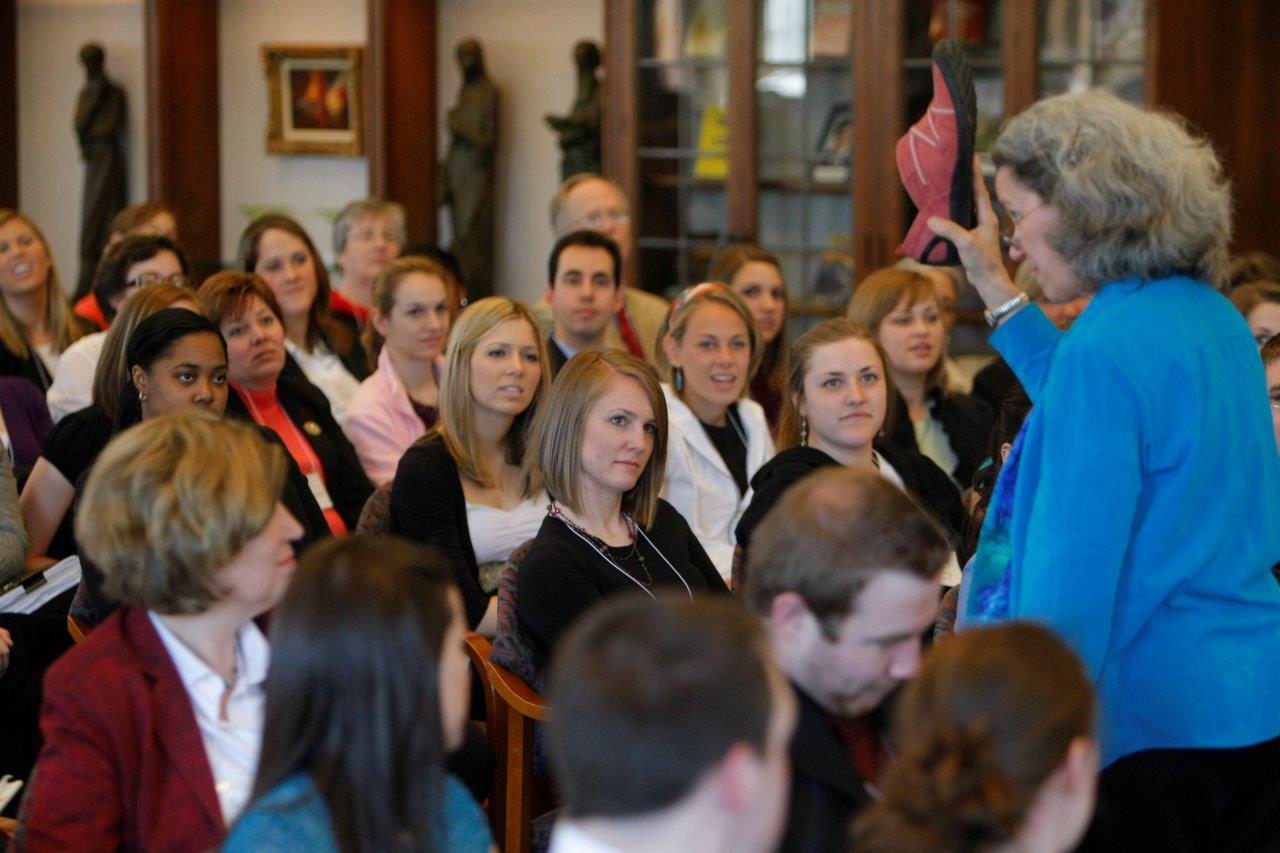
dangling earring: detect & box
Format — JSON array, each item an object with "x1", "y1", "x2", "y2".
[
  {"x1": 800, "y1": 416, "x2": 808, "y2": 446},
  {"x1": 139, "y1": 391, "x2": 147, "y2": 403},
  {"x1": 674, "y1": 366, "x2": 684, "y2": 392}
]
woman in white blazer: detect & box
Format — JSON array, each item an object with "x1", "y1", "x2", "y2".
[
  {"x1": 343, "y1": 256, "x2": 456, "y2": 485},
  {"x1": 658, "y1": 283, "x2": 773, "y2": 579}
]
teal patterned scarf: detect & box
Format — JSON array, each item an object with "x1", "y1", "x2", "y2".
[{"x1": 965, "y1": 419, "x2": 1030, "y2": 622}]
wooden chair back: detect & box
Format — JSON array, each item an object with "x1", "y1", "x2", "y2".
[{"x1": 67, "y1": 614, "x2": 92, "y2": 643}]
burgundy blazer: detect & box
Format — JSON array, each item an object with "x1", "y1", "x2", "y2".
[{"x1": 16, "y1": 607, "x2": 225, "y2": 851}]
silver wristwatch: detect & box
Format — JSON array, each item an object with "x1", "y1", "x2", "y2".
[{"x1": 984, "y1": 292, "x2": 1030, "y2": 327}]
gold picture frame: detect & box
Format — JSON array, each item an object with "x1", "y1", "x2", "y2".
[{"x1": 262, "y1": 44, "x2": 363, "y2": 156}]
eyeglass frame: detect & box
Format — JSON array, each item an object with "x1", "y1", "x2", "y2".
[
  {"x1": 999, "y1": 201, "x2": 1048, "y2": 252},
  {"x1": 571, "y1": 210, "x2": 631, "y2": 231},
  {"x1": 126, "y1": 271, "x2": 192, "y2": 289}
]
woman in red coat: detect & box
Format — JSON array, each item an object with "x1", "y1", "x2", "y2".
[{"x1": 15, "y1": 413, "x2": 302, "y2": 851}]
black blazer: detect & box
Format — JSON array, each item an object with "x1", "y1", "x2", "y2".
[
  {"x1": 971, "y1": 355, "x2": 1019, "y2": 413},
  {"x1": 781, "y1": 685, "x2": 875, "y2": 853},
  {"x1": 884, "y1": 388, "x2": 994, "y2": 488},
  {"x1": 224, "y1": 371, "x2": 372, "y2": 530},
  {"x1": 546, "y1": 336, "x2": 570, "y2": 378},
  {"x1": 388, "y1": 432, "x2": 491, "y2": 628},
  {"x1": 279, "y1": 312, "x2": 372, "y2": 387}
]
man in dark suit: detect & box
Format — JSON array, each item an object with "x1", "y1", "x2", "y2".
[
  {"x1": 544, "y1": 229, "x2": 623, "y2": 377},
  {"x1": 744, "y1": 467, "x2": 950, "y2": 853}
]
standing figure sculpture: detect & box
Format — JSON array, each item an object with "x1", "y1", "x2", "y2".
[
  {"x1": 545, "y1": 41, "x2": 602, "y2": 181},
  {"x1": 74, "y1": 43, "x2": 127, "y2": 301},
  {"x1": 442, "y1": 38, "x2": 497, "y2": 300}
]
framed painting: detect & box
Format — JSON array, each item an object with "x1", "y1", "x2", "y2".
[{"x1": 263, "y1": 45, "x2": 363, "y2": 156}]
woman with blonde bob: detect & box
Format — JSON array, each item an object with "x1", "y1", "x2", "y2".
[
  {"x1": 344, "y1": 255, "x2": 457, "y2": 484},
  {"x1": 736, "y1": 318, "x2": 964, "y2": 577},
  {"x1": 852, "y1": 622, "x2": 1098, "y2": 853},
  {"x1": 930, "y1": 89, "x2": 1280, "y2": 847},
  {"x1": 0, "y1": 210, "x2": 88, "y2": 392},
  {"x1": 20, "y1": 413, "x2": 304, "y2": 850},
  {"x1": 847, "y1": 267, "x2": 993, "y2": 487},
  {"x1": 390, "y1": 296, "x2": 549, "y2": 637},
  {"x1": 657, "y1": 282, "x2": 773, "y2": 580},
  {"x1": 517, "y1": 349, "x2": 727, "y2": 666}
]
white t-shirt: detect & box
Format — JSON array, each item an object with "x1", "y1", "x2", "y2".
[
  {"x1": 46, "y1": 331, "x2": 105, "y2": 421},
  {"x1": 465, "y1": 492, "x2": 548, "y2": 564},
  {"x1": 148, "y1": 613, "x2": 269, "y2": 826},
  {"x1": 284, "y1": 339, "x2": 361, "y2": 426}
]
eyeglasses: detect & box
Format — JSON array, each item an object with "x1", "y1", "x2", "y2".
[
  {"x1": 999, "y1": 201, "x2": 1046, "y2": 252},
  {"x1": 126, "y1": 272, "x2": 191, "y2": 289},
  {"x1": 572, "y1": 210, "x2": 630, "y2": 230}
]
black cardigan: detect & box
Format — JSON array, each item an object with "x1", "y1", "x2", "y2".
[
  {"x1": 389, "y1": 432, "x2": 491, "y2": 628},
  {"x1": 884, "y1": 388, "x2": 994, "y2": 488},
  {"x1": 780, "y1": 685, "x2": 878, "y2": 853},
  {"x1": 735, "y1": 443, "x2": 965, "y2": 561},
  {"x1": 516, "y1": 499, "x2": 728, "y2": 665},
  {"x1": 224, "y1": 371, "x2": 372, "y2": 530},
  {"x1": 0, "y1": 317, "x2": 96, "y2": 394}
]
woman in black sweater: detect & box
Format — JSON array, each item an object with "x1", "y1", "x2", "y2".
[
  {"x1": 736, "y1": 319, "x2": 965, "y2": 582},
  {"x1": 516, "y1": 350, "x2": 727, "y2": 665}
]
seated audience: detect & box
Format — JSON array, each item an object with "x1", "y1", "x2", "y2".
[
  {"x1": 538, "y1": 174, "x2": 669, "y2": 367},
  {"x1": 73, "y1": 201, "x2": 180, "y2": 329},
  {"x1": 0, "y1": 377, "x2": 51, "y2": 484},
  {"x1": 657, "y1": 283, "x2": 773, "y2": 579},
  {"x1": 517, "y1": 350, "x2": 727, "y2": 666},
  {"x1": 69, "y1": 308, "x2": 326, "y2": 626},
  {"x1": 224, "y1": 536, "x2": 492, "y2": 852},
  {"x1": 390, "y1": 297, "x2": 549, "y2": 637},
  {"x1": 745, "y1": 466, "x2": 949, "y2": 853},
  {"x1": 0, "y1": 210, "x2": 89, "y2": 392},
  {"x1": 851, "y1": 623, "x2": 1098, "y2": 853},
  {"x1": 892, "y1": 258, "x2": 973, "y2": 394},
  {"x1": 848, "y1": 266, "x2": 993, "y2": 486},
  {"x1": 48, "y1": 234, "x2": 190, "y2": 421},
  {"x1": 1265, "y1": 334, "x2": 1280, "y2": 455},
  {"x1": 971, "y1": 264, "x2": 1089, "y2": 412},
  {"x1": 1227, "y1": 250, "x2": 1280, "y2": 292},
  {"x1": 1228, "y1": 279, "x2": 1280, "y2": 349},
  {"x1": 237, "y1": 215, "x2": 370, "y2": 423},
  {"x1": 344, "y1": 256, "x2": 456, "y2": 485},
  {"x1": 546, "y1": 594, "x2": 797, "y2": 853},
  {"x1": 200, "y1": 272, "x2": 372, "y2": 536},
  {"x1": 736, "y1": 319, "x2": 964, "y2": 584},
  {"x1": 331, "y1": 198, "x2": 406, "y2": 322},
  {"x1": 20, "y1": 284, "x2": 194, "y2": 569},
  {"x1": 18, "y1": 414, "x2": 302, "y2": 849},
  {"x1": 709, "y1": 244, "x2": 789, "y2": 427},
  {"x1": 544, "y1": 229, "x2": 623, "y2": 377}
]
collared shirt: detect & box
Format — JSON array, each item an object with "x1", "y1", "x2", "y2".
[
  {"x1": 284, "y1": 338, "x2": 361, "y2": 426},
  {"x1": 551, "y1": 335, "x2": 580, "y2": 360},
  {"x1": 148, "y1": 613, "x2": 270, "y2": 826},
  {"x1": 548, "y1": 822, "x2": 626, "y2": 853}
]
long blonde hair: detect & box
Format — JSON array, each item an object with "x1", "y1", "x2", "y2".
[
  {"x1": 656, "y1": 282, "x2": 762, "y2": 390},
  {"x1": 435, "y1": 297, "x2": 548, "y2": 494},
  {"x1": 0, "y1": 210, "x2": 85, "y2": 358}
]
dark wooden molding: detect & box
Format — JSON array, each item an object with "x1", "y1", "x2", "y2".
[
  {"x1": 145, "y1": 0, "x2": 220, "y2": 269},
  {"x1": 1003, "y1": 0, "x2": 1038, "y2": 118},
  {"x1": 367, "y1": 0, "x2": 436, "y2": 245},
  {"x1": 725, "y1": 0, "x2": 756, "y2": 240},
  {"x1": 853, "y1": 0, "x2": 905, "y2": 277},
  {"x1": 603, "y1": 0, "x2": 638, "y2": 287},
  {"x1": 0, "y1": 0, "x2": 16, "y2": 208}
]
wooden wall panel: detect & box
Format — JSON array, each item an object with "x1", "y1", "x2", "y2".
[
  {"x1": 1150, "y1": 0, "x2": 1280, "y2": 256},
  {"x1": 367, "y1": 0, "x2": 436, "y2": 245},
  {"x1": 0, "y1": 0, "x2": 15, "y2": 208},
  {"x1": 145, "y1": 0, "x2": 220, "y2": 269},
  {"x1": 725, "y1": 0, "x2": 756, "y2": 241},
  {"x1": 853, "y1": 0, "x2": 905, "y2": 276},
  {"x1": 603, "y1": 0, "x2": 638, "y2": 288}
]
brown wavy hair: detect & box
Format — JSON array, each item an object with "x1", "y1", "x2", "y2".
[{"x1": 708, "y1": 244, "x2": 788, "y2": 419}]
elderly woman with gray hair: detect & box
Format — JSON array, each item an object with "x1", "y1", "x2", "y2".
[{"x1": 931, "y1": 90, "x2": 1280, "y2": 850}]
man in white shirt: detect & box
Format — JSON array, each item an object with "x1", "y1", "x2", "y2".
[
  {"x1": 545, "y1": 230, "x2": 623, "y2": 377},
  {"x1": 546, "y1": 595, "x2": 797, "y2": 853}
]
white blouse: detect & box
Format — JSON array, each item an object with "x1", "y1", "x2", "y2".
[
  {"x1": 465, "y1": 491, "x2": 548, "y2": 565},
  {"x1": 285, "y1": 339, "x2": 361, "y2": 426}
]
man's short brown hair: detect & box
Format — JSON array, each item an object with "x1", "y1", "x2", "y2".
[{"x1": 745, "y1": 467, "x2": 950, "y2": 638}]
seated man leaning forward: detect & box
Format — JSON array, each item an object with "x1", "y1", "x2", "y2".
[
  {"x1": 745, "y1": 466, "x2": 949, "y2": 853},
  {"x1": 546, "y1": 593, "x2": 797, "y2": 853}
]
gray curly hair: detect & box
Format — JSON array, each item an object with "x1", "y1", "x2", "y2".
[{"x1": 993, "y1": 89, "x2": 1232, "y2": 291}]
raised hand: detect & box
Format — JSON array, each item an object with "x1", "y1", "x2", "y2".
[{"x1": 927, "y1": 156, "x2": 1020, "y2": 307}]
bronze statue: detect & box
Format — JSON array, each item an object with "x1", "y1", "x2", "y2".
[
  {"x1": 442, "y1": 38, "x2": 498, "y2": 300},
  {"x1": 74, "y1": 42, "x2": 127, "y2": 300},
  {"x1": 545, "y1": 40, "x2": 602, "y2": 180}
]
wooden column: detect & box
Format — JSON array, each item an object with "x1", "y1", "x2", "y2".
[
  {"x1": 603, "y1": 0, "x2": 639, "y2": 289},
  {"x1": 853, "y1": 0, "x2": 905, "y2": 277},
  {"x1": 1149, "y1": 0, "x2": 1280, "y2": 256},
  {"x1": 0, "y1": 0, "x2": 17, "y2": 208},
  {"x1": 725, "y1": 0, "x2": 756, "y2": 241},
  {"x1": 367, "y1": 0, "x2": 436, "y2": 245},
  {"x1": 1003, "y1": 0, "x2": 1038, "y2": 119},
  {"x1": 145, "y1": 0, "x2": 220, "y2": 270}
]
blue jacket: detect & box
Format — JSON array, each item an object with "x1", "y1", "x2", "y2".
[{"x1": 987, "y1": 276, "x2": 1280, "y2": 764}]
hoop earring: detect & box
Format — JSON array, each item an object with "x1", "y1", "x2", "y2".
[
  {"x1": 674, "y1": 367, "x2": 684, "y2": 392},
  {"x1": 800, "y1": 416, "x2": 808, "y2": 446}
]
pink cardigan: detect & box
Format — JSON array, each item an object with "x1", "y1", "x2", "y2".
[{"x1": 342, "y1": 347, "x2": 436, "y2": 485}]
